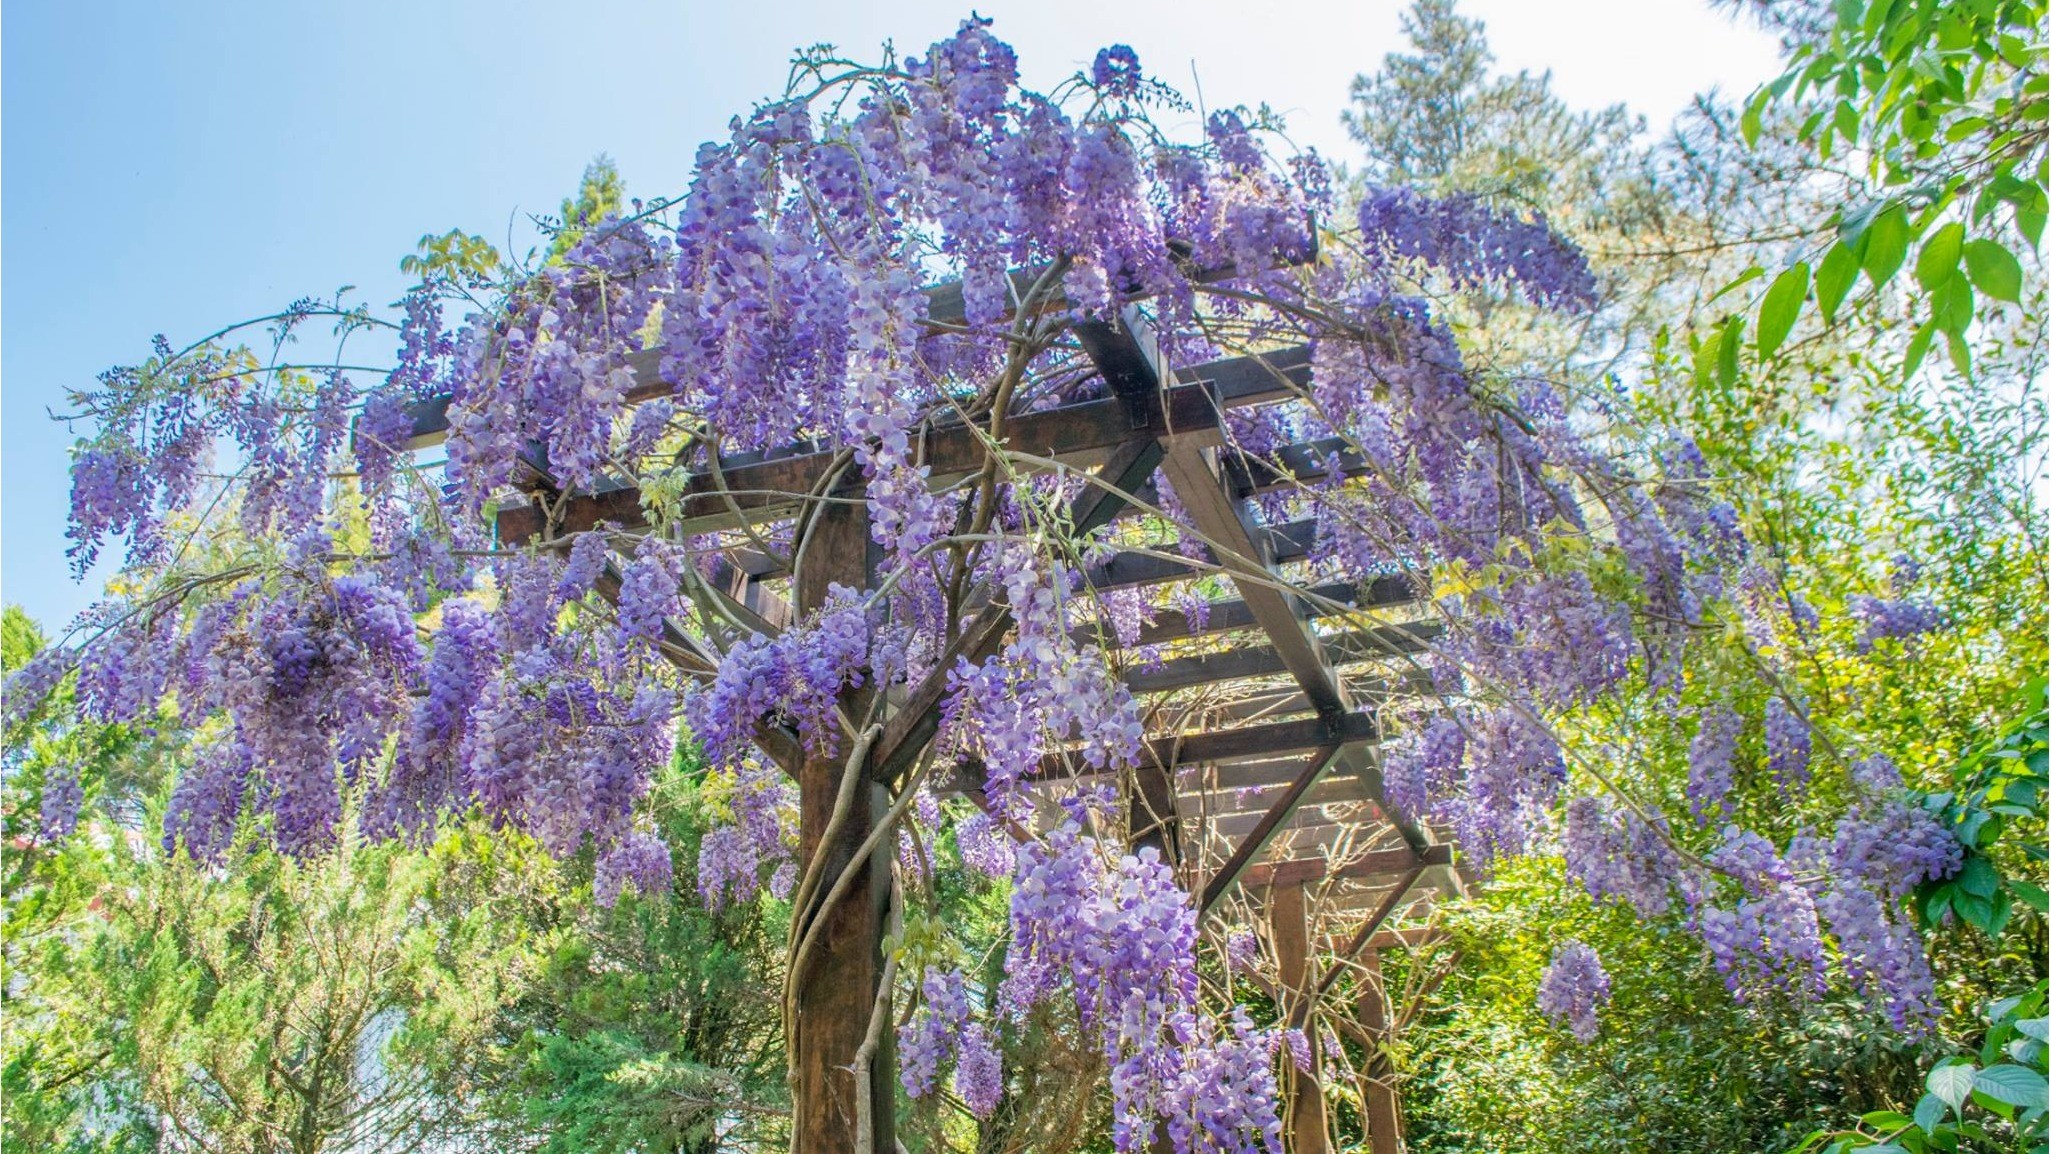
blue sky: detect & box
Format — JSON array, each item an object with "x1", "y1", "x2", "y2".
[{"x1": 1, "y1": 0, "x2": 1784, "y2": 632}]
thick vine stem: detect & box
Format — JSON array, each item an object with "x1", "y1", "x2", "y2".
[
  {"x1": 849, "y1": 870, "x2": 905, "y2": 1154},
  {"x1": 786, "y1": 758, "x2": 934, "y2": 1007},
  {"x1": 786, "y1": 723, "x2": 883, "y2": 962},
  {"x1": 782, "y1": 722, "x2": 883, "y2": 1091}
]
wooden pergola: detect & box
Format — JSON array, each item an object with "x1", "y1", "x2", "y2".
[{"x1": 401, "y1": 262, "x2": 1464, "y2": 1153}]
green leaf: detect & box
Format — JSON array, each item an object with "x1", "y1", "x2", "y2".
[
  {"x1": 1863, "y1": 204, "x2": 1913, "y2": 286},
  {"x1": 1834, "y1": 99, "x2": 1862, "y2": 144},
  {"x1": 1717, "y1": 315, "x2": 1744, "y2": 387},
  {"x1": 1710, "y1": 264, "x2": 1766, "y2": 305},
  {"x1": 1817, "y1": 241, "x2": 1860, "y2": 322},
  {"x1": 1914, "y1": 1091, "x2": 1947, "y2": 1132},
  {"x1": 2010, "y1": 879, "x2": 2048, "y2": 913},
  {"x1": 1982, "y1": 890, "x2": 2012, "y2": 939},
  {"x1": 1758, "y1": 263, "x2": 1812, "y2": 359},
  {"x1": 1693, "y1": 329, "x2": 1721, "y2": 391},
  {"x1": 1969, "y1": 1088, "x2": 2017, "y2": 1119},
  {"x1": 1742, "y1": 92, "x2": 1768, "y2": 149},
  {"x1": 1903, "y1": 318, "x2": 1939, "y2": 379},
  {"x1": 1916, "y1": 222, "x2": 1966, "y2": 291},
  {"x1": 2019, "y1": 202, "x2": 2047, "y2": 249},
  {"x1": 1963, "y1": 239, "x2": 2023, "y2": 303},
  {"x1": 1932, "y1": 273, "x2": 1975, "y2": 337},
  {"x1": 1973, "y1": 1064, "x2": 2047, "y2": 1110},
  {"x1": 1957, "y1": 890, "x2": 1996, "y2": 930},
  {"x1": 1929, "y1": 1060, "x2": 1977, "y2": 1109},
  {"x1": 1923, "y1": 886, "x2": 1955, "y2": 929},
  {"x1": 1960, "y1": 855, "x2": 1999, "y2": 898}
]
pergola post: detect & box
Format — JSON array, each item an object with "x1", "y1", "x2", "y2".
[
  {"x1": 1269, "y1": 880, "x2": 1329, "y2": 1154},
  {"x1": 1357, "y1": 948, "x2": 1403, "y2": 1154},
  {"x1": 790, "y1": 494, "x2": 895, "y2": 1153}
]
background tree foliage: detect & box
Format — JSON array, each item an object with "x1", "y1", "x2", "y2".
[
  {"x1": 1343, "y1": 2, "x2": 2046, "y2": 1151},
  {"x1": 2, "y1": 615, "x2": 792, "y2": 1152}
]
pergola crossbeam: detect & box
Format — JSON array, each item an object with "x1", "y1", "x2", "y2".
[
  {"x1": 490, "y1": 345, "x2": 1310, "y2": 546},
  {"x1": 1240, "y1": 844, "x2": 1452, "y2": 890}
]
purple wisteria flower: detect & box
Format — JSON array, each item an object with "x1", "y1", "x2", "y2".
[
  {"x1": 1537, "y1": 939, "x2": 1611, "y2": 1043},
  {"x1": 1091, "y1": 45, "x2": 1144, "y2": 97}
]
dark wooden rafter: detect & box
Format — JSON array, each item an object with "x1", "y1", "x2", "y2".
[
  {"x1": 489, "y1": 342, "x2": 1312, "y2": 547},
  {"x1": 1205, "y1": 809, "x2": 1386, "y2": 848},
  {"x1": 1072, "y1": 575, "x2": 1419, "y2": 649},
  {"x1": 1142, "y1": 710, "x2": 1379, "y2": 769},
  {"x1": 1241, "y1": 844, "x2": 1451, "y2": 891},
  {"x1": 1083, "y1": 315, "x2": 1440, "y2": 873},
  {"x1": 1201, "y1": 755, "x2": 1365, "y2": 795},
  {"x1": 1227, "y1": 435, "x2": 1370, "y2": 496},
  {"x1": 1197, "y1": 779, "x2": 1372, "y2": 822},
  {"x1": 1123, "y1": 628, "x2": 1440, "y2": 697}
]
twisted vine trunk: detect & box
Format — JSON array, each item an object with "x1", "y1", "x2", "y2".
[{"x1": 789, "y1": 492, "x2": 895, "y2": 1153}]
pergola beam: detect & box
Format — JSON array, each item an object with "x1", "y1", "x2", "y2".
[
  {"x1": 1238, "y1": 844, "x2": 1452, "y2": 890},
  {"x1": 1123, "y1": 626, "x2": 1441, "y2": 697},
  {"x1": 1142, "y1": 349, "x2": 1437, "y2": 859},
  {"x1": 1197, "y1": 743, "x2": 1344, "y2": 916},
  {"x1": 1077, "y1": 575, "x2": 1420, "y2": 649},
  {"x1": 490, "y1": 344, "x2": 1312, "y2": 546}
]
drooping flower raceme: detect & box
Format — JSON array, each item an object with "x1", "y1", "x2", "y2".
[{"x1": 1537, "y1": 939, "x2": 1612, "y2": 1043}]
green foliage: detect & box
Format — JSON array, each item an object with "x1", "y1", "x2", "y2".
[
  {"x1": 3, "y1": 606, "x2": 181, "y2": 1152},
  {"x1": 4, "y1": 784, "x2": 548, "y2": 1154},
  {"x1": 1404, "y1": 860, "x2": 1935, "y2": 1153},
  {"x1": 1, "y1": 606, "x2": 170, "y2": 842},
  {"x1": 1344, "y1": 0, "x2": 1500, "y2": 184},
  {"x1": 543, "y1": 155, "x2": 627, "y2": 263},
  {"x1": 398, "y1": 227, "x2": 502, "y2": 283},
  {"x1": 478, "y1": 752, "x2": 789, "y2": 1154},
  {"x1": 1726, "y1": 0, "x2": 2047, "y2": 376},
  {"x1": 1361, "y1": 2, "x2": 2045, "y2": 1150},
  {"x1": 1792, "y1": 688, "x2": 2049, "y2": 1154},
  {"x1": 1916, "y1": 682, "x2": 2049, "y2": 943}
]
